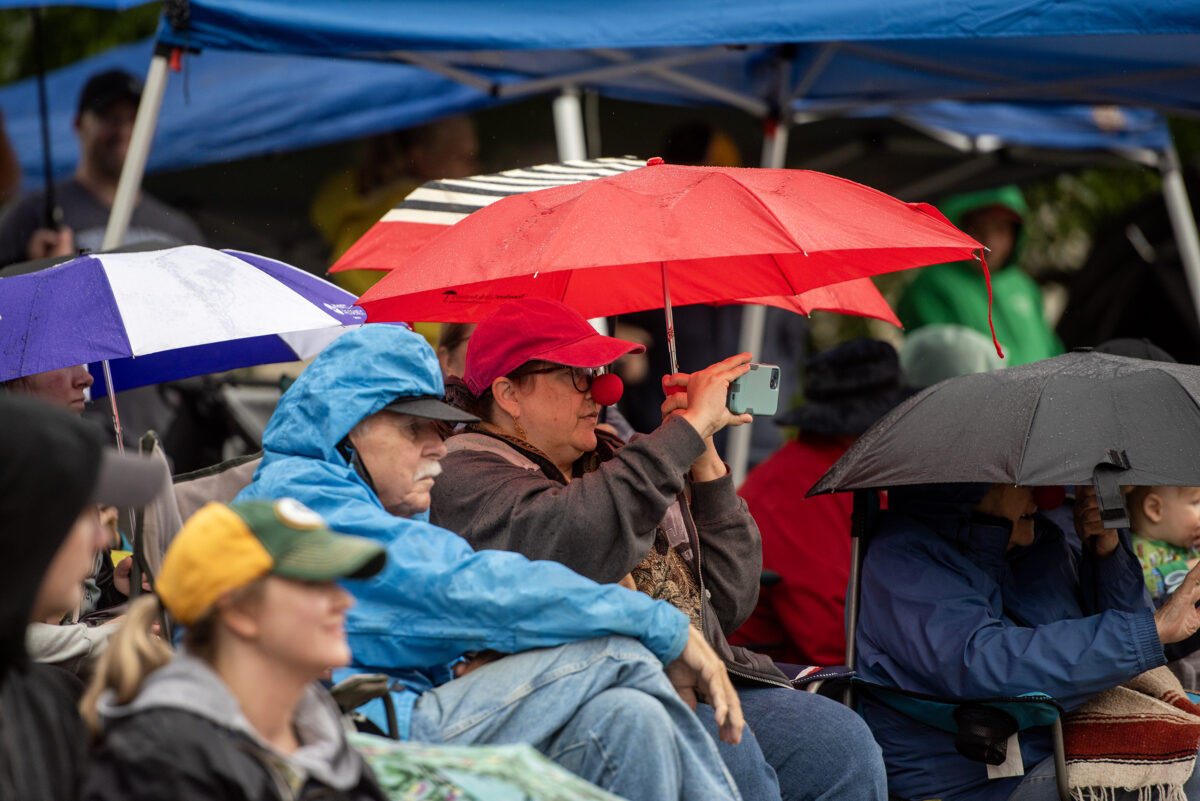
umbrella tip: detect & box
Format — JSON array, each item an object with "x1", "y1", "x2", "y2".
[{"x1": 646, "y1": 157, "x2": 665, "y2": 166}]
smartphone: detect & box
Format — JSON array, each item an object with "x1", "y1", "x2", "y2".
[{"x1": 727, "y1": 363, "x2": 781, "y2": 416}]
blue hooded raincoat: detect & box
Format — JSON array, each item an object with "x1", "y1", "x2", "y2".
[
  {"x1": 236, "y1": 325, "x2": 689, "y2": 738},
  {"x1": 856, "y1": 484, "x2": 1163, "y2": 801}
]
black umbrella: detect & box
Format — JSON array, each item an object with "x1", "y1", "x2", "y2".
[{"x1": 809, "y1": 350, "x2": 1200, "y2": 528}]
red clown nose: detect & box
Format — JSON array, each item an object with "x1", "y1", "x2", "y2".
[{"x1": 591, "y1": 372, "x2": 624, "y2": 406}]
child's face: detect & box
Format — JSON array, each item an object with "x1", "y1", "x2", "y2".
[{"x1": 1156, "y1": 486, "x2": 1200, "y2": 550}]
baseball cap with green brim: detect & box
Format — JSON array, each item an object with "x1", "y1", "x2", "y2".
[
  {"x1": 157, "y1": 499, "x2": 387, "y2": 625},
  {"x1": 234, "y1": 499, "x2": 386, "y2": 581}
]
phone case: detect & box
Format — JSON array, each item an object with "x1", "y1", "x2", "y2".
[{"x1": 727, "y1": 363, "x2": 781, "y2": 416}]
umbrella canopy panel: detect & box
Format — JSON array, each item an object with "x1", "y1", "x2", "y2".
[
  {"x1": 334, "y1": 157, "x2": 646, "y2": 275},
  {"x1": 0, "y1": 246, "x2": 365, "y2": 393},
  {"x1": 810, "y1": 351, "x2": 1200, "y2": 494},
  {"x1": 358, "y1": 163, "x2": 984, "y2": 323}
]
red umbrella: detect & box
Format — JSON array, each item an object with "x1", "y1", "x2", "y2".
[
  {"x1": 358, "y1": 158, "x2": 996, "y2": 370},
  {"x1": 720, "y1": 281, "x2": 900, "y2": 327},
  {"x1": 334, "y1": 157, "x2": 902, "y2": 327}
]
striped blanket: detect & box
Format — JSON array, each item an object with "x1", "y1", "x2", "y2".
[{"x1": 1064, "y1": 666, "x2": 1200, "y2": 801}]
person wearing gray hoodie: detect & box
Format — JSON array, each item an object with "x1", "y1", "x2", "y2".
[{"x1": 81, "y1": 500, "x2": 390, "y2": 801}]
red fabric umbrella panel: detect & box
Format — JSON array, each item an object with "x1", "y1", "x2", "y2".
[{"x1": 358, "y1": 158, "x2": 996, "y2": 350}]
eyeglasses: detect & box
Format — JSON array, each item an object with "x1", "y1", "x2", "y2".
[{"x1": 523, "y1": 365, "x2": 597, "y2": 393}]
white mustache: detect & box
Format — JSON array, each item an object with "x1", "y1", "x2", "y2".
[{"x1": 414, "y1": 461, "x2": 443, "y2": 482}]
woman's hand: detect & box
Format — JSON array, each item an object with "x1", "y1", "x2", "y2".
[
  {"x1": 665, "y1": 626, "x2": 744, "y2": 745},
  {"x1": 662, "y1": 353, "x2": 754, "y2": 441}
]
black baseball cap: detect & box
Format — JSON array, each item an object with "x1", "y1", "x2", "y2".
[
  {"x1": 381, "y1": 394, "x2": 478, "y2": 423},
  {"x1": 77, "y1": 69, "x2": 142, "y2": 116}
]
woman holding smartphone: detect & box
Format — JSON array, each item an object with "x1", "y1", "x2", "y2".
[{"x1": 432, "y1": 297, "x2": 886, "y2": 801}]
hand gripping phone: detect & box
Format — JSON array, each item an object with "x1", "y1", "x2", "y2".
[{"x1": 727, "y1": 363, "x2": 781, "y2": 416}]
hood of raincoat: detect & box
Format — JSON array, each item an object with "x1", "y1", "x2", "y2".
[
  {"x1": 238, "y1": 322, "x2": 689, "y2": 740},
  {"x1": 95, "y1": 654, "x2": 363, "y2": 790},
  {"x1": 261, "y1": 323, "x2": 443, "y2": 465},
  {"x1": 936, "y1": 184, "x2": 1029, "y2": 271},
  {"x1": 886, "y1": 483, "x2": 1012, "y2": 572},
  {"x1": 0, "y1": 394, "x2": 102, "y2": 680}
]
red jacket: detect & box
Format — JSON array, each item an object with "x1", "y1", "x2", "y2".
[{"x1": 731, "y1": 436, "x2": 853, "y2": 666}]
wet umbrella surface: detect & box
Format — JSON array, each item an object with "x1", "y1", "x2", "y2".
[{"x1": 810, "y1": 350, "x2": 1200, "y2": 502}]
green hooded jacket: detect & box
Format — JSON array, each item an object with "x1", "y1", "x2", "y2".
[{"x1": 897, "y1": 185, "x2": 1063, "y2": 366}]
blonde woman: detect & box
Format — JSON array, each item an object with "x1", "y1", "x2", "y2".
[{"x1": 81, "y1": 500, "x2": 389, "y2": 801}]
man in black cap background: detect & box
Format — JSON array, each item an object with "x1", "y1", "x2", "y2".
[{"x1": 0, "y1": 68, "x2": 203, "y2": 267}]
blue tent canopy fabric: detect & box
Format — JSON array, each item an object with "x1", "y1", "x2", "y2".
[
  {"x1": 853, "y1": 102, "x2": 1170, "y2": 154},
  {"x1": 0, "y1": 0, "x2": 150, "y2": 7},
  {"x1": 155, "y1": 0, "x2": 1199, "y2": 52},
  {"x1": 0, "y1": 38, "x2": 503, "y2": 186},
  {"x1": 152, "y1": 0, "x2": 1200, "y2": 115},
  {"x1": 0, "y1": 37, "x2": 1172, "y2": 187}
]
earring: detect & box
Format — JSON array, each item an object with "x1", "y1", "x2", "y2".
[{"x1": 513, "y1": 420, "x2": 527, "y2": 440}]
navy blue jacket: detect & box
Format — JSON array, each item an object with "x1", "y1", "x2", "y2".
[{"x1": 856, "y1": 484, "x2": 1163, "y2": 801}]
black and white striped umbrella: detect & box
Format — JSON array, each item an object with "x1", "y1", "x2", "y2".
[{"x1": 331, "y1": 157, "x2": 645, "y2": 274}]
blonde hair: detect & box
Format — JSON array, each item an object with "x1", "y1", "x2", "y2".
[
  {"x1": 80, "y1": 596, "x2": 173, "y2": 734},
  {"x1": 81, "y1": 580, "x2": 267, "y2": 736}
]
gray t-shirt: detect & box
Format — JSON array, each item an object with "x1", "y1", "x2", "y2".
[{"x1": 0, "y1": 177, "x2": 204, "y2": 267}]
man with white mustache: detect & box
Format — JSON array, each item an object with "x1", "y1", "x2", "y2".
[{"x1": 235, "y1": 324, "x2": 747, "y2": 801}]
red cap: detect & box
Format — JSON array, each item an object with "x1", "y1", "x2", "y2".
[{"x1": 464, "y1": 298, "x2": 646, "y2": 396}]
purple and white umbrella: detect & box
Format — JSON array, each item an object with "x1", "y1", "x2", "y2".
[{"x1": 0, "y1": 245, "x2": 365, "y2": 410}]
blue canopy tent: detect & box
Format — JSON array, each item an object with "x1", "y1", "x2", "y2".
[
  {"x1": 0, "y1": 37, "x2": 505, "y2": 186},
  {"x1": 0, "y1": 36, "x2": 1173, "y2": 189},
  {"x1": 148, "y1": 1, "x2": 1200, "y2": 115},
  {"x1": 0, "y1": 1, "x2": 148, "y2": 5},
  {"x1": 89, "y1": 0, "x2": 1200, "y2": 480}
]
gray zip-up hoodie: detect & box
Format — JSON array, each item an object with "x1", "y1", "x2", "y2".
[{"x1": 86, "y1": 654, "x2": 381, "y2": 801}]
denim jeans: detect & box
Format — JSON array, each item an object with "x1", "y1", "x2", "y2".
[
  {"x1": 698, "y1": 701, "x2": 783, "y2": 801},
  {"x1": 737, "y1": 685, "x2": 889, "y2": 801},
  {"x1": 1007, "y1": 752, "x2": 1200, "y2": 801},
  {"x1": 408, "y1": 636, "x2": 743, "y2": 801}
]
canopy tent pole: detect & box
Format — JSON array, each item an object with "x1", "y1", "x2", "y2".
[
  {"x1": 552, "y1": 87, "x2": 612, "y2": 336},
  {"x1": 728, "y1": 113, "x2": 791, "y2": 486},
  {"x1": 552, "y1": 86, "x2": 587, "y2": 161},
  {"x1": 102, "y1": 51, "x2": 170, "y2": 250},
  {"x1": 1160, "y1": 138, "x2": 1200, "y2": 321}
]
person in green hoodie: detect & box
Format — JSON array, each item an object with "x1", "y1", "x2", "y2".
[{"x1": 897, "y1": 185, "x2": 1063, "y2": 366}]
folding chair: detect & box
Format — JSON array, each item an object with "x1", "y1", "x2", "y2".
[{"x1": 173, "y1": 451, "x2": 263, "y2": 522}]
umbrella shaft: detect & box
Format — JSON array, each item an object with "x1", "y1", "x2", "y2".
[
  {"x1": 101, "y1": 360, "x2": 125, "y2": 455},
  {"x1": 661, "y1": 263, "x2": 679, "y2": 375}
]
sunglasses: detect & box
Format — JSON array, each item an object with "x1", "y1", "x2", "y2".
[{"x1": 523, "y1": 365, "x2": 598, "y2": 393}]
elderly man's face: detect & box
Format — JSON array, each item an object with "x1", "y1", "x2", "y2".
[{"x1": 351, "y1": 411, "x2": 447, "y2": 517}]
